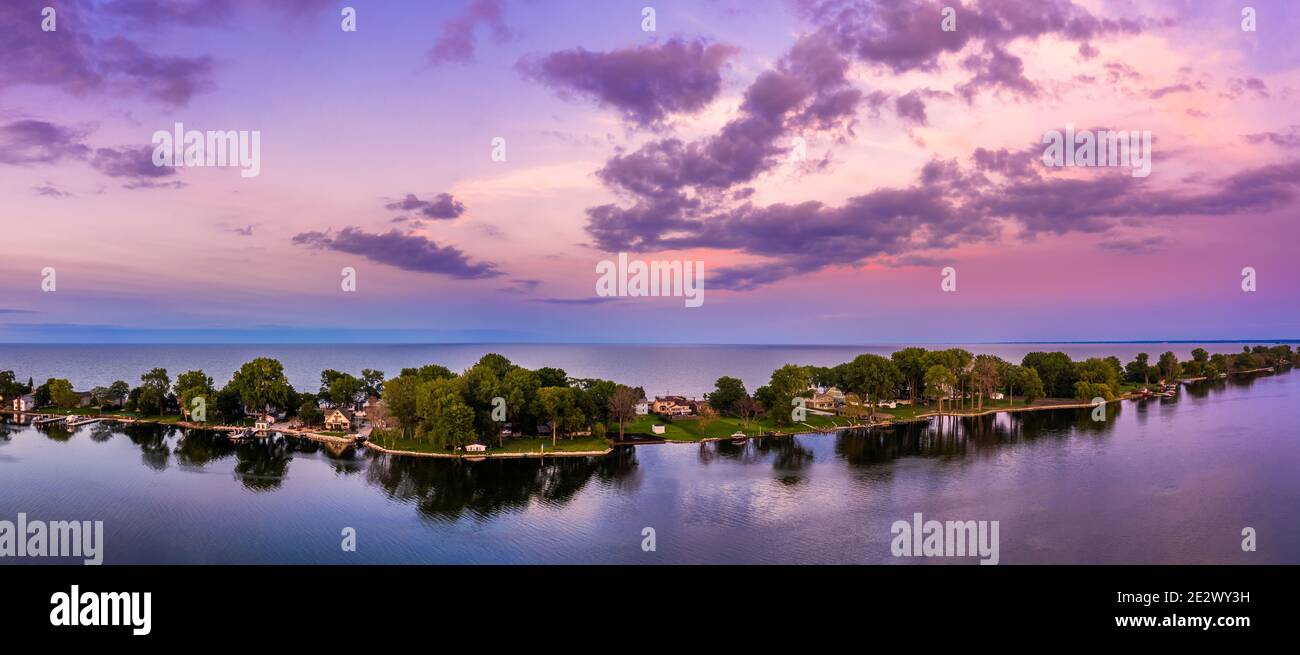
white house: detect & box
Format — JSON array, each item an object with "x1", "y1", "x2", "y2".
[
  {"x1": 12, "y1": 394, "x2": 36, "y2": 412},
  {"x1": 990, "y1": 392, "x2": 1005, "y2": 400},
  {"x1": 651, "y1": 424, "x2": 666, "y2": 435},
  {"x1": 634, "y1": 399, "x2": 649, "y2": 415},
  {"x1": 465, "y1": 442, "x2": 488, "y2": 453},
  {"x1": 254, "y1": 415, "x2": 274, "y2": 431},
  {"x1": 324, "y1": 408, "x2": 354, "y2": 432}
]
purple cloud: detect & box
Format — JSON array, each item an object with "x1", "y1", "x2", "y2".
[
  {"x1": 291, "y1": 227, "x2": 502, "y2": 280},
  {"x1": 428, "y1": 0, "x2": 511, "y2": 66},
  {"x1": 0, "y1": 0, "x2": 215, "y2": 106},
  {"x1": 384, "y1": 193, "x2": 467, "y2": 220},
  {"x1": 796, "y1": 0, "x2": 1142, "y2": 104},
  {"x1": 520, "y1": 38, "x2": 739, "y2": 126},
  {"x1": 89, "y1": 145, "x2": 183, "y2": 188},
  {"x1": 1098, "y1": 235, "x2": 1167, "y2": 254},
  {"x1": 0, "y1": 120, "x2": 92, "y2": 165},
  {"x1": 33, "y1": 183, "x2": 73, "y2": 198},
  {"x1": 1244, "y1": 126, "x2": 1300, "y2": 149}
]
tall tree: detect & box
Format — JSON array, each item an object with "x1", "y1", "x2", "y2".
[
  {"x1": 139, "y1": 368, "x2": 172, "y2": 416},
  {"x1": 360, "y1": 368, "x2": 386, "y2": 398},
  {"x1": 890, "y1": 347, "x2": 929, "y2": 404},
  {"x1": 535, "y1": 386, "x2": 574, "y2": 447},
  {"x1": 971, "y1": 355, "x2": 1004, "y2": 411},
  {"x1": 608, "y1": 386, "x2": 639, "y2": 440},
  {"x1": 174, "y1": 369, "x2": 215, "y2": 420},
  {"x1": 923, "y1": 366, "x2": 956, "y2": 415},
  {"x1": 706, "y1": 376, "x2": 747, "y2": 416},
  {"x1": 230, "y1": 358, "x2": 293, "y2": 416}
]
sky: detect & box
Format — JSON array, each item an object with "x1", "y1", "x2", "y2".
[{"x1": 1, "y1": 0, "x2": 1297, "y2": 344}]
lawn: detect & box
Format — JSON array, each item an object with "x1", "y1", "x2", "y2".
[
  {"x1": 618, "y1": 413, "x2": 848, "y2": 442},
  {"x1": 366, "y1": 432, "x2": 610, "y2": 455}
]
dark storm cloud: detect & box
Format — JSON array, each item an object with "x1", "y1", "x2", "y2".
[{"x1": 291, "y1": 227, "x2": 502, "y2": 280}]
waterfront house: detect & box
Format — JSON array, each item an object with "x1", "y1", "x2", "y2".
[
  {"x1": 324, "y1": 408, "x2": 354, "y2": 432},
  {"x1": 254, "y1": 415, "x2": 274, "y2": 431},
  {"x1": 809, "y1": 392, "x2": 838, "y2": 411},
  {"x1": 634, "y1": 398, "x2": 649, "y2": 415},
  {"x1": 652, "y1": 396, "x2": 692, "y2": 416},
  {"x1": 12, "y1": 393, "x2": 36, "y2": 412},
  {"x1": 465, "y1": 442, "x2": 488, "y2": 453},
  {"x1": 990, "y1": 392, "x2": 1005, "y2": 400}
]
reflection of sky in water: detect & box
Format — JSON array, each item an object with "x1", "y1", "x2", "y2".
[{"x1": 1, "y1": 370, "x2": 1297, "y2": 564}]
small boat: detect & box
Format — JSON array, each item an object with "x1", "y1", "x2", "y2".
[{"x1": 729, "y1": 431, "x2": 748, "y2": 444}]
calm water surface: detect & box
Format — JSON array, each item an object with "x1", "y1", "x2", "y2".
[{"x1": 1, "y1": 349, "x2": 1296, "y2": 564}]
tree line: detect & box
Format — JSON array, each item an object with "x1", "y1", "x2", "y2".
[{"x1": 701, "y1": 344, "x2": 1296, "y2": 425}]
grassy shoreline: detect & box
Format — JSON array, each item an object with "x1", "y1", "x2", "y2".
[{"x1": 4, "y1": 364, "x2": 1287, "y2": 459}]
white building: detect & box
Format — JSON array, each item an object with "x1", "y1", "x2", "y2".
[
  {"x1": 634, "y1": 399, "x2": 649, "y2": 415},
  {"x1": 465, "y1": 442, "x2": 488, "y2": 453},
  {"x1": 651, "y1": 424, "x2": 666, "y2": 435}
]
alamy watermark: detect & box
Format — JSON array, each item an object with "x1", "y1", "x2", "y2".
[
  {"x1": 596, "y1": 253, "x2": 704, "y2": 307},
  {"x1": 152, "y1": 122, "x2": 261, "y2": 178},
  {"x1": 1042, "y1": 123, "x2": 1151, "y2": 178},
  {"x1": 0, "y1": 513, "x2": 103, "y2": 565},
  {"x1": 891, "y1": 512, "x2": 999, "y2": 564}
]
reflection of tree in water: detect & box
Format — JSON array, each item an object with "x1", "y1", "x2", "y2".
[
  {"x1": 41, "y1": 425, "x2": 74, "y2": 442},
  {"x1": 697, "y1": 439, "x2": 761, "y2": 466},
  {"x1": 835, "y1": 408, "x2": 1120, "y2": 466},
  {"x1": 89, "y1": 422, "x2": 116, "y2": 442},
  {"x1": 754, "y1": 437, "x2": 814, "y2": 479},
  {"x1": 122, "y1": 423, "x2": 171, "y2": 470},
  {"x1": 233, "y1": 436, "x2": 292, "y2": 492},
  {"x1": 302, "y1": 439, "x2": 367, "y2": 477},
  {"x1": 173, "y1": 429, "x2": 237, "y2": 470},
  {"x1": 364, "y1": 449, "x2": 638, "y2": 520}
]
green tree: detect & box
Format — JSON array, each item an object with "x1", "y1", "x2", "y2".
[
  {"x1": 535, "y1": 386, "x2": 574, "y2": 447},
  {"x1": 140, "y1": 368, "x2": 171, "y2": 416},
  {"x1": 535, "y1": 367, "x2": 569, "y2": 388},
  {"x1": 706, "y1": 376, "x2": 748, "y2": 416},
  {"x1": 843, "y1": 354, "x2": 902, "y2": 416},
  {"x1": 381, "y1": 375, "x2": 421, "y2": 434},
  {"x1": 1018, "y1": 366, "x2": 1045, "y2": 404},
  {"x1": 608, "y1": 386, "x2": 639, "y2": 440},
  {"x1": 360, "y1": 368, "x2": 386, "y2": 398},
  {"x1": 47, "y1": 378, "x2": 79, "y2": 409},
  {"x1": 1158, "y1": 351, "x2": 1181, "y2": 382},
  {"x1": 890, "y1": 347, "x2": 930, "y2": 404},
  {"x1": 298, "y1": 400, "x2": 324, "y2": 427},
  {"x1": 415, "y1": 377, "x2": 476, "y2": 448},
  {"x1": 1125, "y1": 353, "x2": 1151, "y2": 385},
  {"x1": 108, "y1": 380, "x2": 131, "y2": 407},
  {"x1": 923, "y1": 365, "x2": 956, "y2": 414},
  {"x1": 173, "y1": 369, "x2": 215, "y2": 421},
  {"x1": 971, "y1": 354, "x2": 1004, "y2": 410},
  {"x1": 502, "y1": 367, "x2": 541, "y2": 438},
  {"x1": 765, "y1": 364, "x2": 812, "y2": 426},
  {"x1": 328, "y1": 374, "x2": 364, "y2": 408},
  {"x1": 1021, "y1": 352, "x2": 1077, "y2": 398},
  {"x1": 230, "y1": 358, "x2": 293, "y2": 416}
]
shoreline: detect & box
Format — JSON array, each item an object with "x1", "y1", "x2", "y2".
[{"x1": 2, "y1": 363, "x2": 1286, "y2": 461}]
